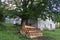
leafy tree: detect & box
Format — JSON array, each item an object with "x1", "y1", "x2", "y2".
[
  {"x1": 0, "y1": 0, "x2": 5, "y2": 22},
  {"x1": 12, "y1": 0, "x2": 48, "y2": 26},
  {"x1": 47, "y1": 0, "x2": 60, "y2": 22},
  {"x1": 2, "y1": 0, "x2": 60, "y2": 26},
  {"x1": 1, "y1": 0, "x2": 49, "y2": 25}
]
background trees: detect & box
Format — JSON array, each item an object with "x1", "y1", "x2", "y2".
[
  {"x1": 0, "y1": 0, "x2": 5, "y2": 22},
  {"x1": 1, "y1": 0, "x2": 60, "y2": 25},
  {"x1": 47, "y1": 0, "x2": 60, "y2": 22},
  {"x1": 11, "y1": 0, "x2": 49, "y2": 25}
]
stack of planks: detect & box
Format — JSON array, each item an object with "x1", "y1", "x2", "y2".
[{"x1": 20, "y1": 25, "x2": 43, "y2": 38}]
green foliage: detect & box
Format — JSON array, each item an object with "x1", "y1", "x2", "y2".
[
  {"x1": 0, "y1": 4, "x2": 5, "y2": 21},
  {"x1": 13, "y1": 0, "x2": 49, "y2": 20},
  {"x1": 5, "y1": 10, "x2": 18, "y2": 18},
  {"x1": 1, "y1": 0, "x2": 60, "y2": 22}
]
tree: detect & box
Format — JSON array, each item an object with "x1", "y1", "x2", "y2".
[
  {"x1": 13, "y1": 0, "x2": 49, "y2": 26},
  {"x1": 1, "y1": 0, "x2": 49, "y2": 25},
  {"x1": 47, "y1": 0, "x2": 60, "y2": 22},
  {"x1": 2, "y1": 0, "x2": 60, "y2": 26},
  {"x1": 0, "y1": 0, "x2": 5, "y2": 22}
]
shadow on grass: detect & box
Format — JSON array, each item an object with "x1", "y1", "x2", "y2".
[
  {"x1": 35, "y1": 36, "x2": 56, "y2": 40},
  {"x1": 0, "y1": 23, "x2": 6, "y2": 31}
]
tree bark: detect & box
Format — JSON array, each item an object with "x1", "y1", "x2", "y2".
[{"x1": 21, "y1": 19, "x2": 29, "y2": 28}]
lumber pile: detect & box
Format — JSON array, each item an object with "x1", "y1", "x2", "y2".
[{"x1": 20, "y1": 25, "x2": 43, "y2": 38}]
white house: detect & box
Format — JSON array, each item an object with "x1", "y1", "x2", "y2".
[
  {"x1": 5, "y1": 16, "x2": 22, "y2": 25},
  {"x1": 37, "y1": 18, "x2": 55, "y2": 30}
]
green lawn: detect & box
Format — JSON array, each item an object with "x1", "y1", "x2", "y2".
[
  {"x1": 0, "y1": 23, "x2": 60, "y2": 40},
  {"x1": 0, "y1": 23, "x2": 36, "y2": 40},
  {"x1": 43, "y1": 29, "x2": 60, "y2": 40},
  {"x1": 0, "y1": 31, "x2": 36, "y2": 40}
]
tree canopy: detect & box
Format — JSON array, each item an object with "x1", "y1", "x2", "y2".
[
  {"x1": 0, "y1": 0, "x2": 5, "y2": 21},
  {"x1": 2, "y1": 0, "x2": 48, "y2": 19},
  {"x1": 1, "y1": 0, "x2": 60, "y2": 22}
]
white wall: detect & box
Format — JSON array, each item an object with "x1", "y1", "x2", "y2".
[
  {"x1": 5, "y1": 16, "x2": 22, "y2": 25},
  {"x1": 37, "y1": 18, "x2": 55, "y2": 30}
]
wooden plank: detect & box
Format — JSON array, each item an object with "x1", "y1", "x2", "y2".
[{"x1": 20, "y1": 25, "x2": 43, "y2": 38}]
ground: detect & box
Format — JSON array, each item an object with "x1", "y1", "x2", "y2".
[
  {"x1": 42, "y1": 29, "x2": 60, "y2": 40},
  {"x1": 0, "y1": 22, "x2": 60, "y2": 40}
]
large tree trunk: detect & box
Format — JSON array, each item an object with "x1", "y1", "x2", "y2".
[{"x1": 21, "y1": 19, "x2": 29, "y2": 28}]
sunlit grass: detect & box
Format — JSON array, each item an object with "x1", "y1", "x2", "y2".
[
  {"x1": 43, "y1": 29, "x2": 60, "y2": 40},
  {"x1": 0, "y1": 23, "x2": 60, "y2": 40}
]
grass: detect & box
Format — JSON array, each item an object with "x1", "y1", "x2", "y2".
[
  {"x1": 0, "y1": 23, "x2": 36, "y2": 40},
  {"x1": 43, "y1": 29, "x2": 60, "y2": 40},
  {"x1": 0, "y1": 22, "x2": 60, "y2": 40},
  {"x1": 0, "y1": 31, "x2": 34, "y2": 40}
]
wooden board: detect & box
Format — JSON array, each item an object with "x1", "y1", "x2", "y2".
[{"x1": 20, "y1": 25, "x2": 43, "y2": 38}]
